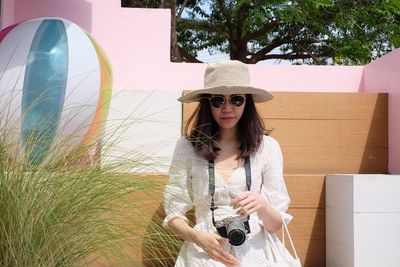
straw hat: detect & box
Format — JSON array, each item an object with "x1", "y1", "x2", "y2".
[{"x1": 178, "y1": 60, "x2": 273, "y2": 103}]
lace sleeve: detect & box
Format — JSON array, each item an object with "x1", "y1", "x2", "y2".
[
  {"x1": 260, "y1": 137, "x2": 293, "y2": 224},
  {"x1": 162, "y1": 138, "x2": 194, "y2": 229}
]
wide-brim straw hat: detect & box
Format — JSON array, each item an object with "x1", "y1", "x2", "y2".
[{"x1": 178, "y1": 60, "x2": 273, "y2": 103}]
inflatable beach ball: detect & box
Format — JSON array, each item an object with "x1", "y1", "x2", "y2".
[{"x1": 0, "y1": 17, "x2": 112, "y2": 165}]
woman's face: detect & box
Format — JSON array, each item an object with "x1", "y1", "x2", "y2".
[{"x1": 210, "y1": 94, "x2": 246, "y2": 131}]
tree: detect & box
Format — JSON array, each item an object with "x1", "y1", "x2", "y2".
[{"x1": 122, "y1": 0, "x2": 400, "y2": 65}]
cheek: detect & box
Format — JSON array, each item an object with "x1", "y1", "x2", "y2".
[{"x1": 236, "y1": 107, "x2": 245, "y2": 119}]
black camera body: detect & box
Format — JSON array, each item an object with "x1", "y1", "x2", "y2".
[{"x1": 215, "y1": 216, "x2": 251, "y2": 246}]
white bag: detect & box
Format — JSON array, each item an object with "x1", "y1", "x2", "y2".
[{"x1": 265, "y1": 220, "x2": 302, "y2": 267}]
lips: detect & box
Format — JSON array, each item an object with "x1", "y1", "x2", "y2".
[{"x1": 221, "y1": 116, "x2": 235, "y2": 121}]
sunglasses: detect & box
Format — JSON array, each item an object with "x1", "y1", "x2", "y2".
[{"x1": 209, "y1": 95, "x2": 245, "y2": 108}]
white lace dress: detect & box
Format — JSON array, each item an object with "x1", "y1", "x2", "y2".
[{"x1": 163, "y1": 135, "x2": 292, "y2": 267}]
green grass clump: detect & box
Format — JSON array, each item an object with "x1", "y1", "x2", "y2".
[
  {"x1": 0, "y1": 80, "x2": 183, "y2": 266},
  {"x1": 0, "y1": 141, "x2": 154, "y2": 266}
]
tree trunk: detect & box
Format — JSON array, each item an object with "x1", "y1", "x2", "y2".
[
  {"x1": 230, "y1": 41, "x2": 249, "y2": 63},
  {"x1": 162, "y1": 0, "x2": 181, "y2": 62}
]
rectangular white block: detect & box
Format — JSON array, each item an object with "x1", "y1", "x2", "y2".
[
  {"x1": 353, "y1": 175, "x2": 400, "y2": 212},
  {"x1": 326, "y1": 174, "x2": 400, "y2": 267}
]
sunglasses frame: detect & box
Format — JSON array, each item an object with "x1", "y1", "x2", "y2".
[{"x1": 208, "y1": 94, "x2": 246, "y2": 109}]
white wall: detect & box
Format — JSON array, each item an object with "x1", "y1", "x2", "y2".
[{"x1": 102, "y1": 90, "x2": 182, "y2": 173}]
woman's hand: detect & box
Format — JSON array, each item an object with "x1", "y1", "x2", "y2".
[
  {"x1": 194, "y1": 231, "x2": 240, "y2": 266},
  {"x1": 231, "y1": 191, "x2": 283, "y2": 233},
  {"x1": 230, "y1": 191, "x2": 268, "y2": 216}
]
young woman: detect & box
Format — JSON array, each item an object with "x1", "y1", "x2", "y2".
[{"x1": 163, "y1": 60, "x2": 292, "y2": 267}]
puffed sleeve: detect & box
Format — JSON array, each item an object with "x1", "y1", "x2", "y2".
[
  {"x1": 260, "y1": 136, "x2": 293, "y2": 225},
  {"x1": 162, "y1": 137, "x2": 194, "y2": 229}
]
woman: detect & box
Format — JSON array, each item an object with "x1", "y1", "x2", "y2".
[{"x1": 163, "y1": 60, "x2": 293, "y2": 267}]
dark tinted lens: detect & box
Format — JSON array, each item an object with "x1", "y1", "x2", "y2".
[
  {"x1": 228, "y1": 229, "x2": 246, "y2": 246},
  {"x1": 210, "y1": 96, "x2": 225, "y2": 108},
  {"x1": 230, "y1": 95, "x2": 245, "y2": 107}
]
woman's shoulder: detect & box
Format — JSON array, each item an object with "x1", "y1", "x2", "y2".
[
  {"x1": 173, "y1": 137, "x2": 205, "y2": 164},
  {"x1": 251, "y1": 135, "x2": 283, "y2": 167},
  {"x1": 261, "y1": 135, "x2": 281, "y2": 149},
  {"x1": 175, "y1": 136, "x2": 193, "y2": 149},
  {"x1": 257, "y1": 135, "x2": 282, "y2": 157}
]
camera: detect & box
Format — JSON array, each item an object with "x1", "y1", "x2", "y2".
[{"x1": 215, "y1": 215, "x2": 251, "y2": 246}]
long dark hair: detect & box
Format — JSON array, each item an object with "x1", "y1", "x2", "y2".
[{"x1": 184, "y1": 94, "x2": 268, "y2": 160}]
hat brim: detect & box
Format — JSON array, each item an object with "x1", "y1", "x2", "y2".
[{"x1": 178, "y1": 86, "x2": 274, "y2": 103}]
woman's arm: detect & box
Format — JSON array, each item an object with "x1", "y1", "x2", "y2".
[
  {"x1": 168, "y1": 217, "x2": 199, "y2": 243},
  {"x1": 256, "y1": 197, "x2": 283, "y2": 232}
]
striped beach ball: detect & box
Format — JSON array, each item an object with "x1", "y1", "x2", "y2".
[{"x1": 0, "y1": 17, "x2": 112, "y2": 165}]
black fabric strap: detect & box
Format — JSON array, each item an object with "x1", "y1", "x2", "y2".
[
  {"x1": 244, "y1": 156, "x2": 251, "y2": 191},
  {"x1": 208, "y1": 159, "x2": 217, "y2": 225},
  {"x1": 209, "y1": 156, "x2": 251, "y2": 226},
  {"x1": 208, "y1": 159, "x2": 216, "y2": 197}
]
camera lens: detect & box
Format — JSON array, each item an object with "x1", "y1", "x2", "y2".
[
  {"x1": 228, "y1": 229, "x2": 246, "y2": 246},
  {"x1": 225, "y1": 218, "x2": 247, "y2": 246}
]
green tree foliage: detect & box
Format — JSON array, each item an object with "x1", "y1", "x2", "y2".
[{"x1": 123, "y1": 0, "x2": 400, "y2": 65}]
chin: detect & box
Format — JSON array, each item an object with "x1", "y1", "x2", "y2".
[{"x1": 219, "y1": 123, "x2": 238, "y2": 130}]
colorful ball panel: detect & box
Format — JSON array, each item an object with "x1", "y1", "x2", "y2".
[{"x1": 0, "y1": 17, "x2": 112, "y2": 165}]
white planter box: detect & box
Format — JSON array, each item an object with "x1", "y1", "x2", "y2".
[{"x1": 326, "y1": 174, "x2": 400, "y2": 267}]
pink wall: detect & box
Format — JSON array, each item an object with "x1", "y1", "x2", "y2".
[
  {"x1": 360, "y1": 49, "x2": 400, "y2": 174},
  {"x1": 13, "y1": 0, "x2": 93, "y2": 30},
  {"x1": 2, "y1": 0, "x2": 363, "y2": 93},
  {"x1": 1, "y1": 0, "x2": 397, "y2": 172},
  {"x1": 250, "y1": 65, "x2": 362, "y2": 92},
  {"x1": 1, "y1": 0, "x2": 14, "y2": 27},
  {"x1": 8, "y1": 0, "x2": 171, "y2": 92}
]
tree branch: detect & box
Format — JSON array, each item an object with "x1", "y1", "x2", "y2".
[
  {"x1": 217, "y1": 0, "x2": 234, "y2": 41},
  {"x1": 252, "y1": 38, "x2": 289, "y2": 58},
  {"x1": 178, "y1": 46, "x2": 203, "y2": 63},
  {"x1": 235, "y1": 1, "x2": 251, "y2": 39},
  {"x1": 250, "y1": 36, "x2": 322, "y2": 63},
  {"x1": 180, "y1": 19, "x2": 229, "y2": 38},
  {"x1": 176, "y1": 0, "x2": 189, "y2": 22},
  {"x1": 243, "y1": 20, "x2": 280, "y2": 41},
  {"x1": 256, "y1": 52, "x2": 326, "y2": 61}
]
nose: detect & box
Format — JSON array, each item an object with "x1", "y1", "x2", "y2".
[{"x1": 221, "y1": 98, "x2": 233, "y2": 112}]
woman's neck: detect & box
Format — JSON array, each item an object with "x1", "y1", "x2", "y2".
[
  {"x1": 218, "y1": 127, "x2": 238, "y2": 145},
  {"x1": 215, "y1": 127, "x2": 241, "y2": 169}
]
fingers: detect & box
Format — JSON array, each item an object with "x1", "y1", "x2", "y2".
[
  {"x1": 210, "y1": 249, "x2": 240, "y2": 266},
  {"x1": 232, "y1": 193, "x2": 255, "y2": 208},
  {"x1": 231, "y1": 192, "x2": 266, "y2": 216},
  {"x1": 238, "y1": 202, "x2": 257, "y2": 215},
  {"x1": 220, "y1": 250, "x2": 240, "y2": 266},
  {"x1": 207, "y1": 235, "x2": 239, "y2": 266},
  {"x1": 216, "y1": 236, "x2": 229, "y2": 247},
  {"x1": 230, "y1": 191, "x2": 251, "y2": 206}
]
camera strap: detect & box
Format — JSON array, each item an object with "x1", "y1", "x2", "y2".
[{"x1": 208, "y1": 156, "x2": 251, "y2": 226}]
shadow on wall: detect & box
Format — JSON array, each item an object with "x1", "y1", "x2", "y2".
[
  {"x1": 303, "y1": 178, "x2": 326, "y2": 267},
  {"x1": 359, "y1": 93, "x2": 388, "y2": 174},
  {"x1": 14, "y1": 0, "x2": 92, "y2": 32}
]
